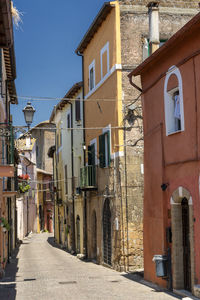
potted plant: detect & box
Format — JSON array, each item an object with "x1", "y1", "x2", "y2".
[{"x1": 18, "y1": 174, "x2": 31, "y2": 193}]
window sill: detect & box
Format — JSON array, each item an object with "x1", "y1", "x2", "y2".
[{"x1": 167, "y1": 129, "x2": 184, "y2": 136}]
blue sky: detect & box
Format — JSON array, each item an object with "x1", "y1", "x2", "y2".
[{"x1": 11, "y1": 0, "x2": 108, "y2": 128}]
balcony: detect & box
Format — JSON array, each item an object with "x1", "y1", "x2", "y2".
[
  {"x1": 0, "y1": 123, "x2": 15, "y2": 177},
  {"x1": 80, "y1": 165, "x2": 97, "y2": 190}
]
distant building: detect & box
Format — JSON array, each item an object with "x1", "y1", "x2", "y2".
[
  {"x1": 49, "y1": 82, "x2": 84, "y2": 253},
  {"x1": 30, "y1": 121, "x2": 55, "y2": 233},
  {"x1": 16, "y1": 136, "x2": 37, "y2": 238}
]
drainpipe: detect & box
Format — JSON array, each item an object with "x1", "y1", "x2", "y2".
[
  {"x1": 68, "y1": 101, "x2": 75, "y2": 252},
  {"x1": 77, "y1": 51, "x2": 87, "y2": 258},
  {"x1": 148, "y1": 1, "x2": 160, "y2": 55}
]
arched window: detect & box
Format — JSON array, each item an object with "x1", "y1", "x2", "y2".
[{"x1": 164, "y1": 66, "x2": 184, "y2": 135}]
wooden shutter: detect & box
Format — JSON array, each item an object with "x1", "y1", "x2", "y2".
[
  {"x1": 75, "y1": 99, "x2": 81, "y2": 121},
  {"x1": 99, "y1": 134, "x2": 105, "y2": 168},
  {"x1": 67, "y1": 114, "x2": 70, "y2": 128},
  {"x1": 88, "y1": 145, "x2": 92, "y2": 165},
  {"x1": 107, "y1": 131, "x2": 111, "y2": 166},
  {"x1": 65, "y1": 165, "x2": 68, "y2": 194}
]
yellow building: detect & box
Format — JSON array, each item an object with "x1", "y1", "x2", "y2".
[
  {"x1": 49, "y1": 82, "x2": 84, "y2": 254},
  {"x1": 75, "y1": 1, "x2": 144, "y2": 271}
]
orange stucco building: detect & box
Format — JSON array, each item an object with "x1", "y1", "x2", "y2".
[{"x1": 129, "y1": 12, "x2": 200, "y2": 298}]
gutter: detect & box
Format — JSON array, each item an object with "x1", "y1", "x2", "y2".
[
  {"x1": 68, "y1": 101, "x2": 75, "y2": 252},
  {"x1": 77, "y1": 51, "x2": 87, "y2": 258},
  {"x1": 128, "y1": 76, "x2": 143, "y2": 93}
]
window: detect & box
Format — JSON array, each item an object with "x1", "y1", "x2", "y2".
[
  {"x1": 99, "y1": 131, "x2": 110, "y2": 168},
  {"x1": 88, "y1": 144, "x2": 95, "y2": 166},
  {"x1": 89, "y1": 60, "x2": 95, "y2": 91},
  {"x1": 143, "y1": 38, "x2": 167, "y2": 61},
  {"x1": 65, "y1": 165, "x2": 68, "y2": 195},
  {"x1": 60, "y1": 129, "x2": 62, "y2": 146},
  {"x1": 100, "y1": 42, "x2": 109, "y2": 79},
  {"x1": 43, "y1": 184, "x2": 46, "y2": 201},
  {"x1": 75, "y1": 98, "x2": 81, "y2": 122},
  {"x1": 164, "y1": 66, "x2": 184, "y2": 135},
  {"x1": 67, "y1": 113, "x2": 71, "y2": 129}
]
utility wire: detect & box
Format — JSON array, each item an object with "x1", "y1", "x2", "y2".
[{"x1": 9, "y1": 94, "x2": 141, "y2": 103}]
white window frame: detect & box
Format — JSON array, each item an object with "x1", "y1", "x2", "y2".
[
  {"x1": 89, "y1": 60, "x2": 95, "y2": 91},
  {"x1": 100, "y1": 42, "x2": 109, "y2": 79},
  {"x1": 164, "y1": 66, "x2": 184, "y2": 136}
]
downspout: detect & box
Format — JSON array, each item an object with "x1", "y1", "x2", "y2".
[
  {"x1": 68, "y1": 101, "x2": 75, "y2": 252},
  {"x1": 77, "y1": 51, "x2": 87, "y2": 257},
  {"x1": 55, "y1": 131, "x2": 61, "y2": 244}
]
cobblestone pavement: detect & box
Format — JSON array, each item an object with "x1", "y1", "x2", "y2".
[{"x1": 0, "y1": 233, "x2": 183, "y2": 300}]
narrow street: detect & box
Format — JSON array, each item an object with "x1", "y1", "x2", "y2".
[{"x1": 0, "y1": 233, "x2": 181, "y2": 300}]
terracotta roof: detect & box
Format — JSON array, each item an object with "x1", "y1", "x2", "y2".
[
  {"x1": 49, "y1": 81, "x2": 82, "y2": 122},
  {"x1": 75, "y1": 2, "x2": 114, "y2": 54},
  {"x1": 129, "y1": 12, "x2": 200, "y2": 77}
]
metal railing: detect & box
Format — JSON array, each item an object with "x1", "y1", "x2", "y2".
[
  {"x1": 80, "y1": 165, "x2": 97, "y2": 190},
  {"x1": 0, "y1": 123, "x2": 14, "y2": 165}
]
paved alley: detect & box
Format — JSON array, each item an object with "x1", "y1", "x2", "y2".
[{"x1": 0, "y1": 233, "x2": 182, "y2": 300}]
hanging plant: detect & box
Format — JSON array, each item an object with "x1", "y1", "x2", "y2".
[
  {"x1": 18, "y1": 174, "x2": 31, "y2": 193},
  {"x1": 18, "y1": 182, "x2": 31, "y2": 193}
]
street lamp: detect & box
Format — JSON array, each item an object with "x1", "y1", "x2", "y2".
[{"x1": 23, "y1": 102, "x2": 36, "y2": 130}]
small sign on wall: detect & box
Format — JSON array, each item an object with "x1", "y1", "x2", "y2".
[{"x1": 115, "y1": 217, "x2": 119, "y2": 231}]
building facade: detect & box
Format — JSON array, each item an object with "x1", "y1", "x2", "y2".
[
  {"x1": 49, "y1": 82, "x2": 84, "y2": 254},
  {"x1": 75, "y1": 0, "x2": 199, "y2": 271},
  {"x1": 16, "y1": 137, "x2": 37, "y2": 239},
  {"x1": 129, "y1": 12, "x2": 200, "y2": 298},
  {"x1": 0, "y1": 0, "x2": 18, "y2": 275}
]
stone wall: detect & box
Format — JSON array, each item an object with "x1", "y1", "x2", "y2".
[
  {"x1": 118, "y1": 0, "x2": 199, "y2": 9},
  {"x1": 115, "y1": 0, "x2": 199, "y2": 271}
]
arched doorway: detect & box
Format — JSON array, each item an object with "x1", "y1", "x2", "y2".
[
  {"x1": 91, "y1": 210, "x2": 97, "y2": 260},
  {"x1": 76, "y1": 215, "x2": 80, "y2": 254},
  {"x1": 103, "y1": 199, "x2": 112, "y2": 265},
  {"x1": 171, "y1": 187, "x2": 194, "y2": 291},
  {"x1": 181, "y1": 198, "x2": 191, "y2": 291}
]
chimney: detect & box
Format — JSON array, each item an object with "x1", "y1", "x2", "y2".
[{"x1": 148, "y1": 1, "x2": 159, "y2": 55}]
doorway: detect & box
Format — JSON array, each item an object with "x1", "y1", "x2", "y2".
[
  {"x1": 171, "y1": 187, "x2": 194, "y2": 291},
  {"x1": 91, "y1": 211, "x2": 97, "y2": 260},
  {"x1": 76, "y1": 215, "x2": 80, "y2": 254},
  {"x1": 103, "y1": 199, "x2": 112, "y2": 265},
  {"x1": 181, "y1": 198, "x2": 191, "y2": 291}
]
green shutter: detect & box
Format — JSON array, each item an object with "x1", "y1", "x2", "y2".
[
  {"x1": 91, "y1": 144, "x2": 95, "y2": 166},
  {"x1": 99, "y1": 134, "x2": 105, "y2": 168},
  {"x1": 88, "y1": 145, "x2": 92, "y2": 165},
  {"x1": 107, "y1": 131, "x2": 111, "y2": 166}
]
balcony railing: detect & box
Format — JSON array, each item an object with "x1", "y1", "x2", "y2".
[
  {"x1": 0, "y1": 123, "x2": 15, "y2": 177},
  {"x1": 80, "y1": 165, "x2": 97, "y2": 190}
]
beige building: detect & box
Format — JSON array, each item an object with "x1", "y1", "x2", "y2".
[
  {"x1": 75, "y1": 0, "x2": 198, "y2": 271},
  {"x1": 49, "y1": 82, "x2": 84, "y2": 254}
]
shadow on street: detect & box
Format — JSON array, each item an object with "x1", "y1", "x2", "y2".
[
  {"x1": 121, "y1": 272, "x2": 181, "y2": 299},
  {"x1": 0, "y1": 246, "x2": 20, "y2": 300}
]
